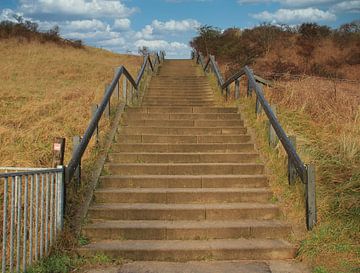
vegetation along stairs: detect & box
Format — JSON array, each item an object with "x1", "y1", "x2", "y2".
[{"x1": 79, "y1": 59, "x2": 297, "y2": 262}]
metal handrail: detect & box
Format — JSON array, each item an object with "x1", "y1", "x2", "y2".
[
  {"x1": 193, "y1": 50, "x2": 316, "y2": 230},
  {"x1": 66, "y1": 51, "x2": 165, "y2": 184}
]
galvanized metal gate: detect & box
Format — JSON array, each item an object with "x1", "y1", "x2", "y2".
[{"x1": 0, "y1": 167, "x2": 64, "y2": 273}]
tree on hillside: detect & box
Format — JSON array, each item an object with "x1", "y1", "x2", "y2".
[{"x1": 190, "y1": 25, "x2": 221, "y2": 56}]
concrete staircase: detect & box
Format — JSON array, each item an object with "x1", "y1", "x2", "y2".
[{"x1": 80, "y1": 60, "x2": 296, "y2": 262}]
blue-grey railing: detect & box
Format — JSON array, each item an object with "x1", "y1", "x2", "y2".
[
  {"x1": 193, "y1": 50, "x2": 316, "y2": 230},
  {"x1": 66, "y1": 51, "x2": 165, "y2": 184},
  {"x1": 0, "y1": 167, "x2": 65, "y2": 273}
]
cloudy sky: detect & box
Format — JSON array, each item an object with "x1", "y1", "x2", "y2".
[{"x1": 0, "y1": 1, "x2": 358, "y2": 58}]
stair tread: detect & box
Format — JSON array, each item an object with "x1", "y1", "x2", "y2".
[
  {"x1": 84, "y1": 219, "x2": 290, "y2": 229},
  {"x1": 81, "y1": 238, "x2": 294, "y2": 251},
  {"x1": 100, "y1": 174, "x2": 267, "y2": 179},
  {"x1": 95, "y1": 188, "x2": 271, "y2": 193},
  {"x1": 90, "y1": 203, "x2": 278, "y2": 210}
]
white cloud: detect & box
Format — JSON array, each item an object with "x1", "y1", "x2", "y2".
[
  {"x1": 252, "y1": 8, "x2": 336, "y2": 23},
  {"x1": 113, "y1": 18, "x2": 131, "y2": 30},
  {"x1": 0, "y1": 9, "x2": 23, "y2": 22},
  {"x1": 135, "y1": 25, "x2": 154, "y2": 39},
  {"x1": 134, "y1": 39, "x2": 188, "y2": 50},
  {"x1": 238, "y1": 0, "x2": 336, "y2": 6},
  {"x1": 151, "y1": 19, "x2": 201, "y2": 32},
  {"x1": 330, "y1": 1, "x2": 360, "y2": 13},
  {"x1": 64, "y1": 19, "x2": 108, "y2": 31},
  {"x1": 19, "y1": 0, "x2": 135, "y2": 19}
]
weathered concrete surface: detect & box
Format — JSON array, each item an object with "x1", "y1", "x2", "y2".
[{"x1": 81, "y1": 261, "x2": 310, "y2": 273}]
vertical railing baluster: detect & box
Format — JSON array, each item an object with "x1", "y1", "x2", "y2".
[
  {"x1": 2, "y1": 178, "x2": 8, "y2": 273},
  {"x1": 45, "y1": 174, "x2": 50, "y2": 255},
  {"x1": 34, "y1": 174, "x2": 39, "y2": 261},
  {"x1": 39, "y1": 175, "x2": 44, "y2": 259},
  {"x1": 22, "y1": 176, "x2": 28, "y2": 272},
  {"x1": 49, "y1": 173, "x2": 54, "y2": 246},
  {"x1": 29, "y1": 175, "x2": 34, "y2": 265},
  {"x1": 9, "y1": 177, "x2": 15, "y2": 273},
  {"x1": 16, "y1": 176, "x2": 22, "y2": 273},
  {"x1": 56, "y1": 167, "x2": 64, "y2": 232}
]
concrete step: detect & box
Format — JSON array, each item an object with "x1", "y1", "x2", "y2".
[
  {"x1": 121, "y1": 119, "x2": 244, "y2": 127},
  {"x1": 99, "y1": 175, "x2": 268, "y2": 189},
  {"x1": 111, "y1": 143, "x2": 254, "y2": 153},
  {"x1": 94, "y1": 188, "x2": 272, "y2": 204},
  {"x1": 88, "y1": 203, "x2": 280, "y2": 221},
  {"x1": 142, "y1": 103, "x2": 215, "y2": 107},
  {"x1": 143, "y1": 100, "x2": 215, "y2": 105},
  {"x1": 78, "y1": 238, "x2": 296, "y2": 261},
  {"x1": 83, "y1": 219, "x2": 291, "y2": 240},
  {"x1": 126, "y1": 107, "x2": 238, "y2": 113},
  {"x1": 107, "y1": 152, "x2": 259, "y2": 163},
  {"x1": 120, "y1": 126, "x2": 247, "y2": 135},
  {"x1": 116, "y1": 135, "x2": 251, "y2": 144},
  {"x1": 106, "y1": 163, "x2": 264, "y2": 175},
  {"x1": 124, "y1": 113, "x2": 242, "y2": 120}
]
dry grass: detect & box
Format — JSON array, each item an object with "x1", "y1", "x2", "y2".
[
  {"x1": 0, "y1": 39, "x2": 142, "y2": 167},
  {"x1": 206, "y1": 58, "x2": 360, "y2": 272},
  {"x1": 239, "y1": 77, "x2": 359, "y2": 272}
]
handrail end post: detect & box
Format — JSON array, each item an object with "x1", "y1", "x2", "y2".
[
  {"x1": 306, "y1": 164, "x2": 317, "y2": 230},
  {"x1": 235, "y1": 79, "x2": 240, "y2": 100}
]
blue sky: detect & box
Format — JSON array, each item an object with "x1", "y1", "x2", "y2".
[{"x1": 0, "y1": 1, "x2": 359, "y2": 58}]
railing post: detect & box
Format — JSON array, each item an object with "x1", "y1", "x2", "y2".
[
  {"x1": 226, "y1": 86, "x2": 230, "y2": 100},
  {"x1": 104, "y1": 84, "x2": 110, "y2": 118},
  {"x1": 247, "y1": 70, "x2": 253, "y2": 96},
  {"x1": 306, "y1": 164, "x2": 317, "y2": 230},
  {"x1": 123, "y1": 77, "x2": 127, "y2": 105},
  {"x1": 72, "y1": 136, "x2": 81, "y2": 187},
  {"x1": 56, "y1": 166, "x2": 64, "y2": 231},
  {"x1": 268, "y1": 104, "x2": 278, "y2": 147},
  {"x1": 114, "y1": 67, "x2": 120, "y2": 100},
  {"x1": 288, "y1": 135, "x2": 297, "y2": 185},
  {"x1": 235, "y1": 79, "x2": 240, "y2": 99},
  {"x1": 255, "y1": 96, "x2": 262, "y2": 115},
  {"x1": 91, "y1": 104, "x2": 99, "y2": 144}
]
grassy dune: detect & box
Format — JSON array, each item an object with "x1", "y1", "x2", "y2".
[{"x1": 0, "y1": 39, "x2": 142, "y2": 167}]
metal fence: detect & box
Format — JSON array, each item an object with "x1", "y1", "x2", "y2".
[
  {"x1": 1, "y1": 167, "x2": 65, "y2": 273},
  {"x1": 193, "y1": 50, "x2": 317, "y2": 230}
]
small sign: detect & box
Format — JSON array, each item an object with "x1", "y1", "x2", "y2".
[{"x1": 53, "y1": 143, "x2": 61, "y2": 151}]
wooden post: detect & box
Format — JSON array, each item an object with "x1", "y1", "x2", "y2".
[
  {"x1": 247, "y1": 69, "x2": 253, "y2": 97},
  {"x1": 114, "y1": 67, "x2": 120, "y2": 100},
  {"x1": 52, "y1": 138, "x2": 65, "y2": 167},
  {"x1": 288, "y1": 135, "x2": 297, "y2": 185},
  {"x1": 235, "y1": 79, "x2": 240, "y2": 100},
  {"x1": 255, "y1": 97, "x2": 262, "y2": 115},
  {"x1": 123, "y1": 78, "x2": 127, "y2": 105},
  {"x1": 104, "y1": 84, "x2": 110, "y2": 118},
  {"x1": 268, "y1": 105, "x2": 278, "y2": 147},
  {"x1": 226, "y1": 86, "x2": 230, "y2": 101},
  {"x1": 91, "y1": 104, "x2": 99, "y2": 144},
  {"x1": 72, "y1": 136, "x2": 81, "y2": 187},
  {"x1": 306, "y1": 164, "x2": 317, "y2": 230}
]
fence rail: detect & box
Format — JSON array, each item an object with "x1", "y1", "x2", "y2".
[
  {"x1": 193, "y1": 50, "x2": 316, "y2": 230},
  {"x1": 1, "y1": 167, "x2": 64, "y2": 273}
]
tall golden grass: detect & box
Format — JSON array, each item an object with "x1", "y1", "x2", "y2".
[
  {"x1": 0, "y1": 39, "x2": 142, "y2": 167},
  {"x1": 241, "y1": 76, "x2": 360, "y2": 272}
]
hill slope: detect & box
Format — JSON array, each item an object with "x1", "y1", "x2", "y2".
[{"x1": 0, "y1": 39, "x2": 141, "y2": 166}]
